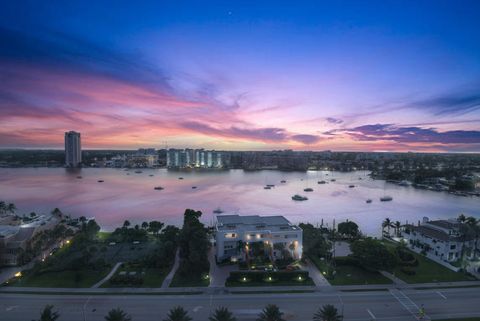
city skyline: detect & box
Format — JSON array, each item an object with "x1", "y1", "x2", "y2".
[{"x1": 1, "y1": 1, "x2": 480, "y2": 152}]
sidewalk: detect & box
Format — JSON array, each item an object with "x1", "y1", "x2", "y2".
[
  {"x1": 380, "y1": 270, "x2": 407, "y2": 285},
  {"x1": 1, "y1": 279, "x2": 479, "y2": 295},
  {"x1": 302, "y1": 258, "x2": 331, "y2": 287},
  {"x1": 161, "y1": 249, "x2": 180, "y2": 288},
  {"x1": 91, "y1": 262, "x2": 123, "y2": 288}
]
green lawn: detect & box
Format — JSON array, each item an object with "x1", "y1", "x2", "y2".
[
  {"x1": 142, "y1": 268, "x2": 170, "y2": 287},
  {"x1": 309, "y1": 255, "x2": 392, "y2": 286},
  {"x1": 11, "y1": 268, "x2": 110, "y2": 288},
  {"x1": 170, "y1": 270, "x2": 210, "y2": 287},
  {"x1": 382, "y1": 242, "x2": 474, "y2": 283},
  {"x1": 330, "y1": 265, "x2": 393, "y2": 285}
]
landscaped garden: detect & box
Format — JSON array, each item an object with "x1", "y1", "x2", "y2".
[
  {"x1": 306, "y1": 219, "x2": 476, "y2": 286},
  {"x1": 8, "y1": 218, "x2": 179, "y2": 288},
  {"x1": 383, "y1": 240, "x2": 475, "y2": 283},
  {"x1": 225, "y1": 270, "x2": 314, "y2": 286}
]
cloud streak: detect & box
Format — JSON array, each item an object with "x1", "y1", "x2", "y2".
[{"x1": 340, "y1": 124, "x2": 480, "y2": 145}]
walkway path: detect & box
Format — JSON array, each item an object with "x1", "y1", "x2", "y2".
[
  {"x1": 303, "y1": 258, "x2": 331, "y2": 287},
  {"x1": 381, "y1": 270, "x2": 408, "y2": 285},
  {"x1": 161, "y1": 249, "x2": 180, "y2": 288},
  {"x1": 208, "y1": 246, "x2": 238, "y2": 287},
  {"x1": 91, "y1": 262, "x2": 123, "y2": 288}
]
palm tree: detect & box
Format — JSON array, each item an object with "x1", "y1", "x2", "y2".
[
  {"x1": 209, "y1": 307, "x2": 237, "y2": 321},
  {"x1": 104, "y1": 308, "x2": 132, "y2": 321},
  {"x1": 123, "y1": 220, "x2": 131, "y2": 228},
  {"x1": 458, "y1": 214, "x2": 467, "y2": 223},
  {"x1": 7, "y1": 203, "x2": 16, "y2": 215},
  {"x1": 256, "y1": 304, "x2": 285, "y2": 321},
  {"x1": 37, "y1": 305, "x2": 60, "y2": 321},
  {"x1": 163, "y1": 306, "x2": 192, "y2": 321},
  {"x1": 382, "y1": 218, "x2": 392, "y2": 236},
  {"x1": 141, "y1": 221, "x2": 149, "y2": 230},
  {"x1": 0, "y1": 201, "x2": 6, "y2": 214},
  {"x1": 465, "y1": 217, "x2": 480, "y2": 259},
  {"x1": 313, "y1": 304, "x2": 342, "y2": 321},
  {"x1": 394, "y1": 221, "x2": 401, "y2": 237}
]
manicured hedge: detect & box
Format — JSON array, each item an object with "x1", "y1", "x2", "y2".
[{"x1": 226, "y1": 270, "x2": 311, "y2": 286}]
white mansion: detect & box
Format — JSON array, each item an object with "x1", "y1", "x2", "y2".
[
  {"x1": 401, "y1": 218, "x2": 478, "y2": 262},
  {"x1": 214, "y1": 215, "x2": 303, "y2": 263}
]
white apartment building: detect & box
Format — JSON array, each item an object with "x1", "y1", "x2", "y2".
[
  {"x1": 215, "y1": 215, "x2": 303, "y2": 263},
  {"x1": 401, "y1": 218, "x2": 478, "y2": 262},
  {"x1": 65, "y1": 131, "x2": 82, "y2": 167}
]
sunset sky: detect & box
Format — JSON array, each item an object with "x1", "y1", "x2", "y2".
[{"x1": 1, "y1": 1, "x2": 480, "y2": 152}]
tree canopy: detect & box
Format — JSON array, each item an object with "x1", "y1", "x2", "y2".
[{"x1": 350, "y1": 238, "x2": 397, "y2": 270}]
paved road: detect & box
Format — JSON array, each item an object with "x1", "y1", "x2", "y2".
[{"x1": 2, "y1": 287, "x2": 480, "y2": 321}]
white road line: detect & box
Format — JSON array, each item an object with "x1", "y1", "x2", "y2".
[
  {"x1": 436, "y1": 291, "x2": 447, "y2": 299},
  {"x1": 366, "y1": 308, "x2": 376, "y2": 320},
  {"x1": 389, "y1": 289, "x2": 430, "y2": 320}
]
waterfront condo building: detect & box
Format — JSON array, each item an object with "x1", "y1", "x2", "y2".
[
  {"x1": 401, "y1": 218, "x2": 478, "y2": 263},
  {"x1": 64, "y1": 131, "x2": 82, "y2": 167},
  {"x1": 215, "y1": 215, "x2": 303, "y2": 263}
]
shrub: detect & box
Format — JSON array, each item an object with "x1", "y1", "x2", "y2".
[{"x1": 400, "y1": 267, "x2": 416, "y2": 275}]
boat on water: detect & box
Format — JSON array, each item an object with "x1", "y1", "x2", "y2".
[
  {"x1": 178, "y1": 177, "x2": 184, "y2": 180},
  {"x1": 380, "y1": 196, "x2": 393, "y2": 202},
  {"x1": 213, "y1": 207, "x2": 224, "y2": 214},
  {"x1": 149, "y1": 174, "x2": 154, "y2": 177},
  {"x1": 366, "y1": 199, "x2": 372, "y2": 203},
  {"x1": 192, "y1": 186, "x2": 197, "y2": 189},
  {"x1": 304, "y1": 188, "x2": 314, "y2": 192},
  {"x1": 76, "y1": 176, "x2": 82, "y2": 179},
  {"x1": 134, "y1": 170, "x2": 142, "y2": 174},
  {"x1": 349, "y1": 185, "x2": 355, "y2": 188},
  {"x1": 330, "y1": 179, "x2": 336, "y2": 182},
  {"x1": 154, "y1": 186, "x2": 164, "y2": 190},
  {"x1": 97, "y1": 180, "x2": 104, "y2": 183},
  {"x1": 292, "y1": 194, "x2": 308, "y2": 201},
  {"x1": 266, "y1": 184, "x2": 275, "y2": 187},
  {"x1": 280, "y1": 180, "x2": 287, "y2": 183},
  {"x1": 317, "y1": 180, "x2": 326, "y2": 184},
  {"x1": 398, "y1": 180, "x2": 411, "y2": 187},
  {"x1": 264, "y1": 186, "x2": 272, "y2": 190}
]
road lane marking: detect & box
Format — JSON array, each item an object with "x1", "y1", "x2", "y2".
[
  {"x1": 5, "y1": 305, "x2": 19, "y2": 311},
  {"x1": 436, "y1": 291, "x2": 447, "y2": 299},
  {"x1": 389, "y1": 289, "x2": 430, "y2": 320},
  {"x1": 367, "y1": 308, "x2": 376, "y2": 319}
]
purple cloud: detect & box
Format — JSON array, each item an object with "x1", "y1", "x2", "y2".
[
  {"x1": 291, "y1": 134, "x2": 322, "y2": 144},
  {"x1": 342, "y1": 124, "x2": 480, "y2": 145},
  {"x1": 326, "y1": 117, "x2": 343, "y2": 124}
]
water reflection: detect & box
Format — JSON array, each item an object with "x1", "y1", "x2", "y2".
[{"x1": 0, "y1": 168, "x2": 478, "y2": 236}]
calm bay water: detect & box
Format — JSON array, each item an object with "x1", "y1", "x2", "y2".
[{"x1": 0, "y1": 168, "x2": 478, "y2": 236}]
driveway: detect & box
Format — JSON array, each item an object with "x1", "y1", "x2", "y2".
[{"x1": 208, "y1": 246, "x2": 238, "y2": 287}]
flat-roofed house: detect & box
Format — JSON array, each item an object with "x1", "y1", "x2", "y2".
[{"x1": 215, "y1": 215, "x2": 303, "y2": 263}]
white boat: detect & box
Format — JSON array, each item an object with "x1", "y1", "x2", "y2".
[{"x1": 292, "y1": 194, "x2": 308, "y2": 201}]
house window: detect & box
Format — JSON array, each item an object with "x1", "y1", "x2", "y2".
[{"x1": 450, "y1": 244, "x2": 456, "y2": 250}]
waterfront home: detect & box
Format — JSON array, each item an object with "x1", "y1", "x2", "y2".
[
  {"x1": 401, "y1": 218, "x2": 478, "y2": 263},
  {"x1": 214, "y1": 214, "x2": 303, "y2": 263},
  {"x1": 0, "y1": 213, "x2": 61, "y2": 266}
]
